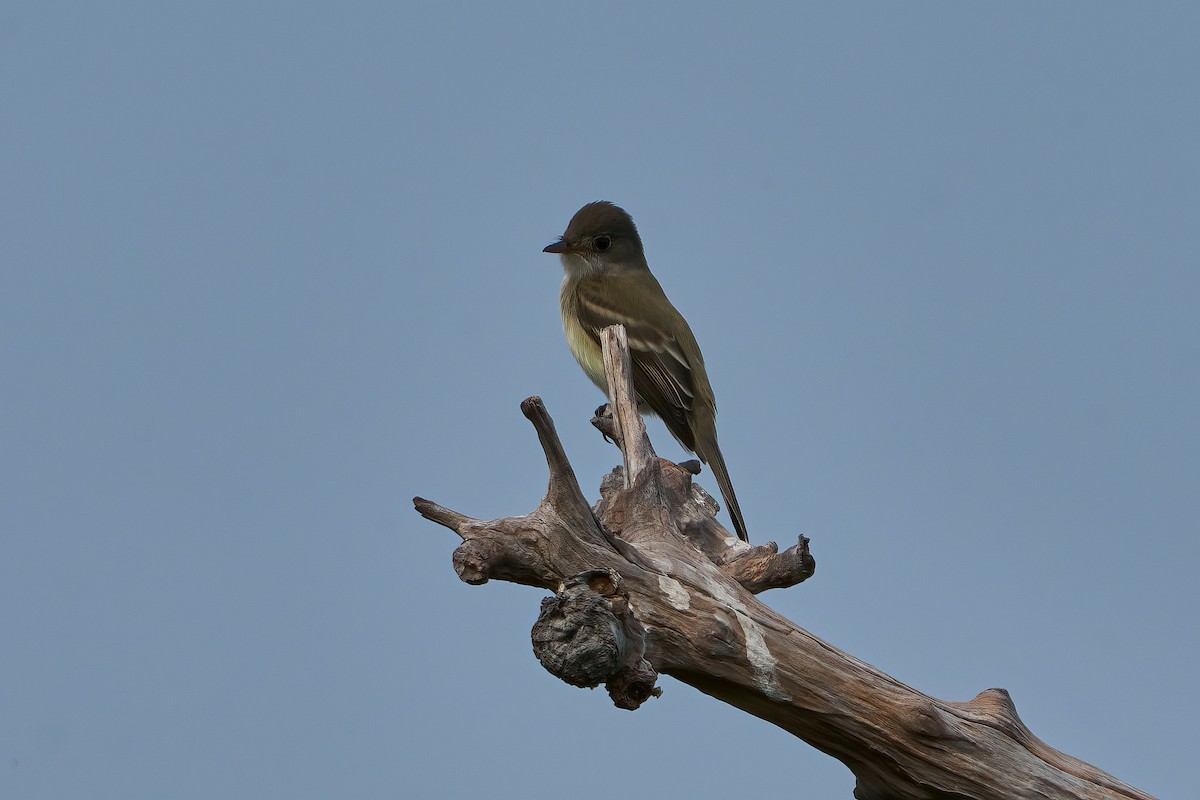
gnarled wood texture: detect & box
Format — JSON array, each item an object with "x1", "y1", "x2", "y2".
[{"x1": 413, "y1": 325, "x2": 1153, "y2": 800}]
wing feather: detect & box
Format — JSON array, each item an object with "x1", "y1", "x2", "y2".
[{"x1": 574, "y1": 273, "x2": 700, "y2": 451}]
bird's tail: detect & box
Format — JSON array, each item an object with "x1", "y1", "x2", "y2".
[{"x1": 698, "y1": 435, "x2": 749, "y2": 543}]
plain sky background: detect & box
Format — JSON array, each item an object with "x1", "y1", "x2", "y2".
[{"x1": 2, "y1": 3, "x2": 1197, "y2": 798}]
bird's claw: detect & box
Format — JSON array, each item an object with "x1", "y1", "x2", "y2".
[{"x1": 591, "y1": 403, "x2": 617, "y2": 444}]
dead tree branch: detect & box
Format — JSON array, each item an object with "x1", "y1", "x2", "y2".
[{"x1": 412, "y1": 325, "x2": 1153, "y2": 800}]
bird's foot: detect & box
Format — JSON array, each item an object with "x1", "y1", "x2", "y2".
[{"x1": 591, "y1": 403, "x2": 616, "y2": 444}]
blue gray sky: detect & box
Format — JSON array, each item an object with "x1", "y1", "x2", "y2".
[{"x1": 3, "y1": 3, "x2": 1197, "y2": 798}]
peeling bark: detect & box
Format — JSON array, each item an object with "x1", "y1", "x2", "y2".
[{"x1": 413, "y1": 326, "x2": 1154, "y2": 800}]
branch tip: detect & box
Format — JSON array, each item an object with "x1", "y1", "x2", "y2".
[
  {"x1": 520, "y1": 395, "x2": 545, "y2": 420},
  {"x1": 412, "y1": 497, "x2": 476, "y2": 536}
]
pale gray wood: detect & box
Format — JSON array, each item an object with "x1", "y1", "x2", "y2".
[{"x1": 600, "y1": 324, "x2": 655, "y2": 485}]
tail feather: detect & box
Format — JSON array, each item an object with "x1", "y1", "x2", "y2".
[{"x1": 698, "y1": 437, "x2": 749, "y2": 543}]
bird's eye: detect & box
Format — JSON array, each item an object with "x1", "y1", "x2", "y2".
[{"x1": 594, "y1": 236, "x2": 611, "y2": 251}]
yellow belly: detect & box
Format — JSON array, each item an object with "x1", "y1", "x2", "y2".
[
  {"x1": 560, "y1": 276, "x2": 610, "y2": 393},
  {"x1": 563, "y1": 308, "x2": 608, "y2": 392}
]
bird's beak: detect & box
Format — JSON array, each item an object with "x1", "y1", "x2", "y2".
[{"x1": 543, "y1": 239, "x2": 570, "y2": 254}]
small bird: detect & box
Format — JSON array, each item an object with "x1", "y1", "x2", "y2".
[{"x1": 544, "y1": 201, "x2": 749, "y2": 543}]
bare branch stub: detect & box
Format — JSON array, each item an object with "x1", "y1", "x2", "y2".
[
  {"x1": 722, "y1": 534, "x2": 815, "y2": 594},
  {"x1": 600, "y1": 325, "x2": 655, "y2": 484},
  {"x1": 520, "y1": 396, "x2": 595, "y2": 531},
  {"x1": 412, "y1": 398, "x2": 620, "y2": 590},
  {"x1": 412, "y1": 334, "x2": 1153, "y2": 800},
  {"x1": 412, "y1": 497, "x2": 476, "y2": 538}
]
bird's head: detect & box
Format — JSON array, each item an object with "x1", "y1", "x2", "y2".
[{"x1": 544, "y1": 201, "x2": 645, "y2": 276}]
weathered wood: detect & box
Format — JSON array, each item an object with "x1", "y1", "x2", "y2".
[
  {"x1": 599, "y1": 324, "x2": 655, "y2": 485},
  {"x1": 413, "y1": 324, "x2": 1154, "y2": 800}
]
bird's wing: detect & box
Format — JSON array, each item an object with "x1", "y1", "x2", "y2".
[{"x1": 574, "y1": 273, "x2": 699, "y2": 452}]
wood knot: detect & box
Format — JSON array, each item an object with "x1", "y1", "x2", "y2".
[
  {"x1": 531, "y1": 571, "x2": 628, "y2": 688},
  {"x1": 530, "y1": 570, "x2": 661, "y2": 709}
]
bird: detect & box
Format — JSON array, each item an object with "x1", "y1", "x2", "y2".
[{"x1": 544, "y1": 201, "x2": 749, "y2": 543}]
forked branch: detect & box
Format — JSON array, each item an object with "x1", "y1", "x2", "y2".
[{"x1": 413, "y1": 325, "x2": 1153, "y2": 800}]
